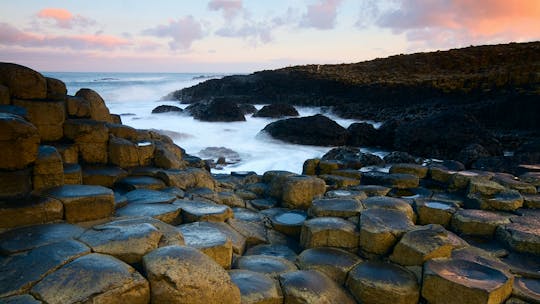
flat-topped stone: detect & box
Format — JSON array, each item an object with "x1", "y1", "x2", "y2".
[
  {"x1": 250, "y1": 198, "x2": 277, "y2": 210},
  {"x1": 389, "y1": 224, "x2": 467, "y2": 266},
  {"x1": 142, "y1": 245, "x2": 240, "y2": 304},
  {"x1": 115, "y1": 203, "x2": 181, "y2": 224},
  {"x1": 234, "y1": 255, "x2": 297, "y2": 278},
  {"x1": 0, "y1": 197, "x2": 63, "y2": 230},
  {"x1": 124, "y1": 189, "x2": 176, "y2": 204},
  {"x1": 493, "y1": 173, "x2": 537, "y2": 194},
  {"x1": 319, "y1": 174, "x2": 360, "y2": 189},
  {"x1": 228, "y1": 269, "x2": 283, "y2": 304},
  {"x1": 350, "y1": 185, "x2": 391, "y2": 197},
  {"x1": 362, "y1": 171, "x2": 419, "y2": 189},
  {"x1": 82, "y1": 166, "x2": 127, "y2": 188},
  {"x1": 270, "y1": 209, "x2": 307, "y2": 237},
  {"x1": 175, "y1": 199, "x2": 233, "y2": 222},
  {"x1": 415, "y1": 200, "x2": 459, "y2": 227},
  {"x1": 324, "y1": 189, "x2": 367, "y2": 200},
  {"x1": 451, "y1": 209, "x2": 513, "y2": 238},
  {"x1": 157, "y1": 168, "x2": 216, "y2": 190},
  {"x1": 390, "y1": 163, "x2": 428, "y2": 178},
  {"x1": 232, "y1": 207, "x2": 264, "y2": 222},
  {"x1": 512, "y1": 277, "x2": 540, "y2": 303},
  {"x1": 358, "y1": 208, "x2": 414, "y2": 256},
  {"x1": 297, "y1": 247, "x2": 362, "y2": 284},
  {"x1": 300, "y1": 217, "x2": 359, "y2": 251},
  {"x1": 362, "y1": 196, "x2": 416, "y2": 222},
  {"x1": 78, "y1": 222, "x2": 162, "y2": 264},
  {"x1": 44, "y1": 185, "x2": 114, "y2": 223},
  {"x1": 244, "y1": 244, "x2": 298, "y2": 262},
  {"x1": 227, "y1": 218, "x2": 268, "y2": 246},
  {"x1": 31, "y1": 253, "x2": 149, "y2": 304},
  {"x1": 0, "y1": 240, "x2": 90, "y2": 298},
  {"x1": 346, "y1": 261, "x2": 420, "y2": 304},
  {"x1": 496, "y1": 220, "x2": 540, "y2": 255},
  {"x1": 0, "y1": 223, "x2": 85, "y2": 254},
  {"x1": 279, "y1": 270, "x2": 356, "y2": 304},
  {"x1": 308, "y1": 198, "x2": 363, "y2": 218},
  {"x1": 422, "y1": 258, "x2": 514, "y2": 304},
  {"x1": 466, "y1": 190, "x2": 524, "y2": 211},
  {"x1": 178, "y1": 222, "x2": 233, "y2": 268},
  {"x1": 114, "y1": 175, "x2": 166, "y2": 191},
  {"x1": 198, "y1": 221, "x2": 246, "y2": 255}
]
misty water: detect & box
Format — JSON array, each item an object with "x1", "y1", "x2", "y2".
[{"x1": 45, "y1": 72, "x2": 386, "y2": 174}]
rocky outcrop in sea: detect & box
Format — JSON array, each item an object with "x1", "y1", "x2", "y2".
[{"x1": 0, "y1": 62, "x2": 539, "y2": 304}]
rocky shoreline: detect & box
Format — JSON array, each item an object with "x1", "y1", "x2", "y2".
[{"x1": 1, "y1": 62, "x2": 539, "y2": 304}]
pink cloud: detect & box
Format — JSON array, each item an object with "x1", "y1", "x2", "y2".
[
  {"x1": 142, "y1": 16, "x2": 204, "y2": 50},
  {"x1": 0, "y1": 22, "x2": 130, "y2": 50},
  {"x1": 208, "y1": 0, "x2": 243, "y2": 20},
  {"x1": 376, "y1": 0, "x2": 540, "y2": 46},
  {"x1": 37, "y1": 7, "x2": 96, "y2": 29},
  {"x1": 301, "y1": 0, "x2": 343, "y2": 30}
]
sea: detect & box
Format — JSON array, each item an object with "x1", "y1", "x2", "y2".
[{"x1": 43, "y1": 72, "x2": 386, "y2": 174}]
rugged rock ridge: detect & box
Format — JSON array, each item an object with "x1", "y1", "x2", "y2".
[{"x1": 0, "y1": 62, "x2": 539, "y2": 304}]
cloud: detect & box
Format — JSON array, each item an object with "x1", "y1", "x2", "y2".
[
  {"x1": 37, "y1": 8, "x2": 96, "y2": 29},
  {"x1": 142, "y1": 16, "x2": 204, "y2": 50},
  {"x1": 301, "y1": 0, "x2": 343, "y2": 30},
  {"x1": 0, "y1": 22, "x2": 130, "y2": 50},
  {"x1": 208, "y1": 0, "x2": 243, "y2": 20},
  {"x1": 375, "y1": 0, "x2": 540, "y2": 46},
  {"x1": 216, "y1": 22, "x2": 272, "y2": 45}
]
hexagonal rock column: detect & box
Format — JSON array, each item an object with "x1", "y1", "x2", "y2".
[
  {"x1": 0, "y1": 197, "x2": 63, "y2": 230},
  {"x1": 228, "y1": 270, "x2": 283, "y2": 304},
  {"x1": 44, "y1": 185, "x2": 114, "y2": 223},
  {"x1": 512, "y1": 277, "x2": 540, "y2": 303},
  {"x1": 175, "y1": 199, "x2": 233, "y2": 222},
  {"x1": 74, "y1": 88, "x2": 112, "y2": 123},
  {"x1": 415, "y1": 200, "x2": 459, "y2": 227},
  {"x1": 297, "y1": 247, "x2": 362, "y2": 284},
  {"x1": 63, "y1": 119, "x2": 109, "y2": 164},
  {"x1": 0, "y1": 223, "x2": 85, "y2": 254},
  {"x1": 78, "y1": 222, "x2": 163, "y2": 264},
  {"x1": 279, "y1": 270, "x2": 356, "y2": 304},
  {"x1": 115, "y1": 203, "x2": 181, "y2": 225},
  {"x1": 308, "y1": 198, "x2": 363, "y2": 218},
  {"x1": 389, "y1": 163, "x2": 429, "y2": 178},
  {"x1": 178, "y1": 222, "x2": 233, "y2": 269},
  {"x1": 263, "y1": 171, "x2": 326, "y2": 210},
  {"x1": 0, "y1": 63, "x2": 47, "y2": 99},
  {"x1": 450, "y1": 209, "x2": 512, "y2": 238},
  {"x1": 361, "y1": 171, "x2": 419, "y2": 189},
  {"x1": 33, "y1": 145, "x2": 64, "y2": 191},
  {"x1": 358, "y1": 208, "x2": 414, "y2": 256},
  {"x1": 496, "y1": 220, "x2": 540, "y2": 255},
  {"x1": 31, "y1": 253, "x2": 150, "y2": 304},
  {"x1": 269, "y1": 209, "x2": 307, "y2": 237},
  {"x1": 157, "y1": 168, "x2": 216, "y2": 190},
  {"x1": 362, "y1": 196, "x2": 416, "y2": 222},
  {"x1": 422, "y1": 258, "x2": 514, "y2": 304},
  {"x1": 108, "y1": 136, "x2": 139, "y2": 168},
  {"x1": 300, "y1": 217, "x2": 359, "y2": 251},
  {"x1": 0, "y1": 113, "x2": 40, "y2": 170},
  {"x1": 234, "y1": 255, "x2": 298, "y2": 278},
  {"x1": 346, "y1": 261, "x2": 420, "y2": 304},
  {"x1": 142, "y1": 245, "x2": 241, "y2": 304},
  {"x1": 389, "y1": 224, "x2": 468, "y2": 266},
  {"x1": 12, "y1": 99, "x2": 65, "y2": 141}
]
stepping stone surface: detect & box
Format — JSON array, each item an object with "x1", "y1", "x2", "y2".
[
  {"x1": 116, "y1": 203, "x2": 181, "y2": 224},
  {"x1": 179, "y1": 222, "x2": 233, "y2": 268},
  {"x1": 300, "y1": 217, "x2": 359, "y2": 251},
  {"x1": 175, "y1": 199, "x2": 233, "y2": 222},
  {"x1": 451, "y1": 209, "x2": 512, "y2": 237},
  {"x1": 229, "y1": 270, "x2": 283, "y2": 304},
  {"x1": 45, "y1": 185, "x2": 114, "y2": 223},
  {"x1": 234, "y1": 254, "x2": 297, "y2": 278},
  {"x1": 297, "y1": 247, "x2": 362, "y2": 284},
  {"x1": 0, "y1": 197, "x2": 63, "y2": 230},
  {"x1": 308, "y1": 198, "x2": 363, "y2": 218},
  {"x1": 279, "y1": 270, "x2": 356, "y2": 304},
  {"x1": 0, "y1": 223, "x2": 85, "y2": 254}
]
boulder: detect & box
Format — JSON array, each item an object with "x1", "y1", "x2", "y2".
[
  {"x1": 108, "y1": 136, "x2": 139, "y2": 168},
  {"x1": 44, "y1": 185, "x2": 115, "y2": 223},
  {"x1": 0, "y1": 197, "x2": 63, "y2": 230},
  {"x1": 0, "y1": 63, "x2": 47, "y2": 99},
  {"x1": 238, "y1": 103, "x2": 257, "y2": 115},
  {"x1": 75, "y1": 88, "x2": 112, "y2": 122},
  {"x1": 45, "y1": 77, "x2": 67, "y2": 100},
  {"x1": 142, "y1": 245, "x2": 241, "y2": 304},
  {"x1": 157, "y1": 168, "x2": 216, "y2": 190},
  {"x1": 234, "y1": 255, "x2": 298, "y2": 278},
  {"x1": 297, "y1": 247, "x2": 362, "y2": 284},
  {"x1": 253, "y1": 103, "x2": 299, "y2": 118},
  {"x1": 178, "y1": 222, "x2": 233, "y2": 268},
  {"x1": 0, "y1": 240, "x2": 90, "y2": 298},
  {"x1": 186, "y1": 99, "x2": 245, "y2": 122},
  {"x1": 262, "y1": 114, "x2": 348, "y2": 146},
  {"x1": 0, "y1": 113, "x2": 40, "y2": 170},
  {"x1": 31, "y1": 253, "x2": 150, "y2": 304},
  {"x1": 394, "y1": 112, "x2": 502, "y2": 160},
  {"x1": 66, "y1": 96, "x2": 91, "y2": 118},
  {"x1": 265, "y1": 173, "x2": 326, "y2": 210},
  {"x1": 33, "y1": 145, "x2": 64, "y2": 191},
  {"x1": 389, "y1": 224, "x2": 467, "y2": 266},
  {"x1": 152, "y1": 105, "x2": 183, "y2": 114},
  {"x1": 422, "y1": 258, "x2": 513, "y2": 304},
  {"x1": 279, "y1": 270, "x2": 356, "y2": 304},
  {"x1": 300, "y1": 217, "x2": 359, "y2": 251},
  {"x1": 153, "y1": 141, "x2": 186, "y2": 169},
  {"x1": 383, "y1": 151, "x2": 420, "y2": 164},
  {"x1": 347, "y1": 122, "x2": 378, "y2": 147},
  {"x1": 228, "y1": 270, "x2": 283, "y2": 304},
  {"x1": 346, "y1": 261, "x2": 420, "y2": 304},
  {"x1": 321, "y1": 146, "x2": 385, "y2": 169}
]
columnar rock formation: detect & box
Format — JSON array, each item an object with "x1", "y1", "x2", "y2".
[{"x1": 0, "y1": 62, "x2": 539, "y2": 304}]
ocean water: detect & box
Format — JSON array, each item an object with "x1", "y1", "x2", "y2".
[{"x1": 44, "y1": 72, "x2": 385, "y2": 174}]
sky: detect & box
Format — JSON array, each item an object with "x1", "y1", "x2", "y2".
[{"x1": 1, "y1": 0, "x2": 539, "y2": 73}]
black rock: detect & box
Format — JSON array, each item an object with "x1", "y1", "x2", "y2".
[
  {"x1": 347, "y1": 122, "x2": 378, "y2": 147},
  {"x1": 322, "y1": 147, "x2": 384, "y2": 168},
  {"x1": 238, "y1": 104, "x2": 257, "y2": 115},
  {"x1": 383, "y1": 151, "x2": 420, "y2": 164},
  {"x1": 186, "y1": 98, "x2": 246, "y2": 122},
  {"x1": 261, "y1": 114, "x2": 348, "y2": 146},
  {"x1": 253, "y1": 104, "x2": 299, "y2": 118},
  {"x1": 151, "y1": 105, "x2": 183, "y2": 114}
]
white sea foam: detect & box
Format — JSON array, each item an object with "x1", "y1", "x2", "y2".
[{"x1": 46, "y1": 72, "x2": 385, "y2": 174}]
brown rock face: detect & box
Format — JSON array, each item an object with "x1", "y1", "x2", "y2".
[
  {"x1": 0, "y1": 113, "x2": 40, "y2": 170},
  {"x1": 75, "y1": 88, "x2": 112, "y2": 122},
  {"x1": 0, "y1": 85, "x2": 9, "y2": 105},
  {"x1": 0, "y1": 197, "x2": 63, "y2": 230},
  {"x1": 45, "y1": 77, "x2": 67, "y2": 100},
  {"x1": 0, "y1": 169, "x2": 32, "y2": 200},
  {"x1": 0, "y1": 63, "x2": 47, "y2": 99},
  {"x1": 63, "y1": 119, "x2": 109, "y2": 163},
  {"x1": 12, "y1": 99, "x2": 66, "y2": 141},
  {"x1": 33, "y1": 145, "x2": 64, "y2": 191},
  {"x1": 142, "y1": 245, "x2": 241, "y2": 304}
]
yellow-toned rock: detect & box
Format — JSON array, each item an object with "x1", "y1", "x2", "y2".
[{"x1": 0, "y1": 113, "x2": 40, "y2": 170}]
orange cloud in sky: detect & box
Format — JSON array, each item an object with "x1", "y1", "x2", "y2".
[
  {"x1": 37, "y1": 8, "x2": 73, "y2": 21},
  {"x1": 36, "y1": 7, "x2": 95, "y2": 29}
]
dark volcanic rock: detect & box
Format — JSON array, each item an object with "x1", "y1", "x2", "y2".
[
  {"x1": 321, "y1": 147, "x2": 384, "y2": 168},
  {"x1": 347, "y1": 122, "x2": 378, "y2": 147},
  {"x1": 186, "y1": 98, "x2": 245, "y2": 122},
  {"x1": 394, "y1": 112, "x2": 502, "y2": 160},
  {"x1": 262, "y1": 114, "x2": 348, "y2": 146},
  {"x1": 238, "y1": 103, "x2": 257, "y2": 115},
  {"x1": 151, "y1": 105, "x2": 183, "y2": 114},
  {"x1": 253, "y1": 103, "x2": 299, "y2": 118}
]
